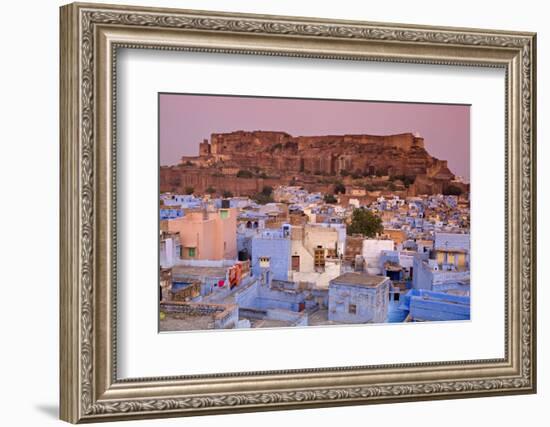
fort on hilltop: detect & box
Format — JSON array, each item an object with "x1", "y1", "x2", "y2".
[{"x1": 160, "y1": 130, "x2": 467, "y2": 197}]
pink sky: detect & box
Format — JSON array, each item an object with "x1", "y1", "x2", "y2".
[{"x1": 160, "y1": 94, "x2": 470, "y2": 181}]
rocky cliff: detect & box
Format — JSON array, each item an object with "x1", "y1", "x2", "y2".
[{"x1": 161, "y1": 130, "x2": 465, "y2": 197}]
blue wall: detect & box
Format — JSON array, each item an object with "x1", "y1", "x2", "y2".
[
  {"x1": 251, "y1": 237, "x2": 291, "y2": 281},
  {"x1": 401, "y1": 289, "x2": 470, "y2": 321},
  {"x1": 160, "y1": 209, "x2": 183, "y2": 220},
  {"x1": 412, "y1": 254, "x2": 433, "y2": 290}
]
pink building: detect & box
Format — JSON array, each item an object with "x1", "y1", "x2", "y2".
[{"x1": 160, "y1": 208, "x2": 237, "y2": 261}]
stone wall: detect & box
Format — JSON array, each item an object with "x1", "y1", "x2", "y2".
[
  {"x1": 160, "y1": 166, "x2": 282, "y2": 196},
  {"x1": 160, "y1": 301, "x2": 238, "y2": 329}
]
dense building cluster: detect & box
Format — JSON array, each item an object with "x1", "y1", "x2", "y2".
[{"x1": 159, "y1": 182, "x2": 471, "y2": 331}]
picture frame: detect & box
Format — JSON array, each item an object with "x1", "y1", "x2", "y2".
[{"x1": 59, "y1": 2, "x2": 537, "y2": 423}]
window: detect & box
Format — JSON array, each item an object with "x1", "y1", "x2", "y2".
[
  {"x1": 349, "y1": 304, "x2": 357, "y2": 315},
  {"x1": 447, "y1": 252, "x2": 456, "y2": 265},
  {"x1": 314, "y1": 248, "x2": 325, "y2": 269},
  {"x1": 188, "y1": 247, "x2": 196, "y2": 257},
  {"x1": 291, "y1": 255, "x2": 300, "y2": 271}
]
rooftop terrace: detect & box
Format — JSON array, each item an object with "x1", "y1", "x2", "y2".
[
  {"x1": 172, "y1": 265, "x2": 227, "y2": 279},
  {"x1": 160, "y1": 312, "x2": 215, "y2": 331},
  {"x1": 330, "y1": 273, "x2": 389, "y2": 288}
]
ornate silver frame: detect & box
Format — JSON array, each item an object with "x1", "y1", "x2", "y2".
[{"x1": 59, "y1": 2, "x2": 537, "y2": 423}]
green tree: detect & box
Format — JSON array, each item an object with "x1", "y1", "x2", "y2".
[
  {"x1": 443, "y1": 185, "x2": 463, "y2": 196},
  {"x1": 334, "y1": 182, "x2": 346, "y2": 194},
  {"x1": 205, "y1": 187, "x2": 216, "y2": 194},
  {"x1": 253, "y1": 186, "x2": 274, "y2": 204},
  {"x1": 222, "y1": 190, "x2": 234, "y2": 198},
  {"x1": 390, "y1": 174, "x2": 415, "y2": 188},
  {"x1": 324, "y1": 194, "x2": 337, "y2": 204},
  {"x1": 184, "y1": 186, "x2": 194, "y2": 195},
  {"x1": 403, "y1": 176, "x2": 415, "y2": 188},
  {"x1": 347, "y1": 208, "x2": 383, "y2": 237}
]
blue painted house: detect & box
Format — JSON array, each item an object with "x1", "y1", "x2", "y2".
[
  {"x1": 328, "y1": 273, "x2": 390, "y2": 324},
  {"x1": 160, "y1": 208, "x2": 184, "y2": 220},
  {"x1": 400, "y1": 289, "x2": 470, "y2": 321},
  {"x1": 251, "y1": 226, "x2": 291, "y2": 281}
]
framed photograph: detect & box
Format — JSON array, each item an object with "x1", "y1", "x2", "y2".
[{"x1": 60, "y1": 2, "x2": 537, "y2": 423}]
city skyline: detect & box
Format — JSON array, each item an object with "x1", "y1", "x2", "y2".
[
  {"x1": 160, "y1": 93, "x2": 470, "y2": 181},
  {"x1": 159, "y1": 93, "x2": 471, "y2": 331}
]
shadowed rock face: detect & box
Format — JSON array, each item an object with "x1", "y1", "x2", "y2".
[{"x1": 161, "y1": 130, "x2": 463, "y2": 197}]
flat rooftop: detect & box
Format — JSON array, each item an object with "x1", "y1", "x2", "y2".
[
  {"x1": 172, "y1": 265, "x2": 227, "y2": 279},
  {"x1": 159, "y1": 312, "x2": 215, "y2": 331},
  {"x1": 330, "y1": 273, "x2": 388, "y2": 288}
]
